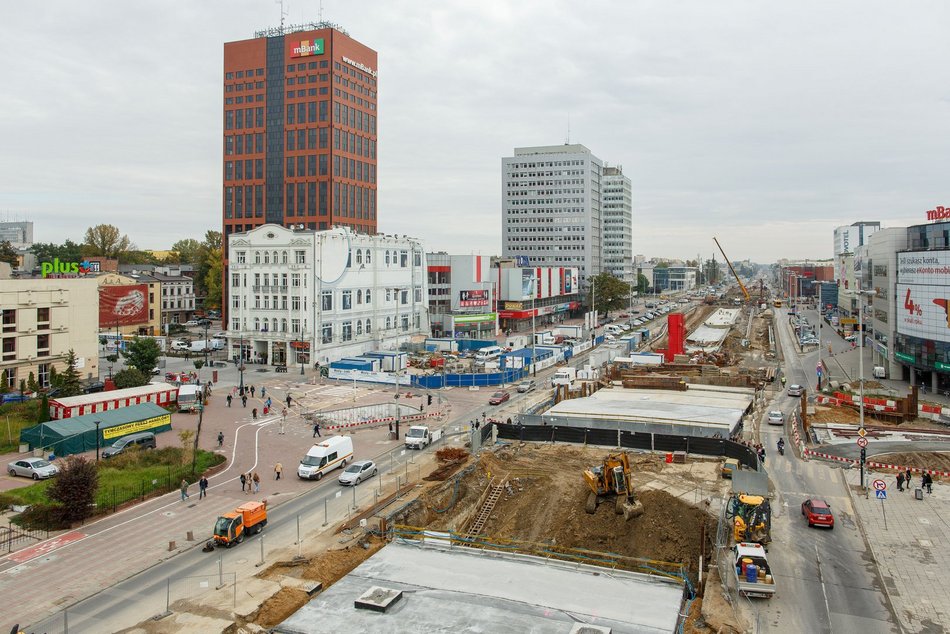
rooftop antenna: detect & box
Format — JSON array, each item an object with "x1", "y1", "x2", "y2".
[
  {"x1": 318, "y1": 0, "x2": 324, "y2": 23},
  {"x1": 565, "y1": 113, "x2": 571, "y2": 145},
  {"x1": 276, "y1": 0, "x2": 287, "y2": 29}
]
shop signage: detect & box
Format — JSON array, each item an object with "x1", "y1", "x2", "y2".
[
  {"x1": 102, "y1": 413, "x2": 171, "y2": 440},
  {"x1": 504, "y1": 302, "x2": 523, "y2": 311},
  {"x1": 459, "y1": 289, "x2": 489, "y2": 307},
  {"x1": 291, "y1": 39, "x2": 324, "y2": 58},
  {"x1": 342, "y1": 55, "x2": 377, "y2": 77},
  {"x1": 453, "y1": 313, "x2": 495, "y2": 324},
  {"x1": 936, "y1": 361, "x2": 950, "y2": 371},
  {"x1": 896, "y1": 284, "x2": 950, "y2": 343},
  {"x1": 41, "y1": 258, "x2": 99, "y2": 278},
  {"x1": 897, "y1": 251, "x2": 950, "y2": 284},
  {"x1": 895, "y1": 351, "x2": 915, "y2": 363},
  {"x1": 926, "y1": 205, "x2": 950, "y2": 221}
]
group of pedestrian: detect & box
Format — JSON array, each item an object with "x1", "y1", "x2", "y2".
[
  {"x1": 180, "y1": 475, "x2": 210, "y2": 501},
  {"x1": 897, "y1": 468, "x2": 935, "y2": 494},
  {"x1": 240, "y1": 471, "x2": 261, "y2": 493}
]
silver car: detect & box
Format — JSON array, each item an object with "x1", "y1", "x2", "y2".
[
  {"x1": 338, "y1": 460, "x2": 377, "y2": 486},
  {"x1": 8, "y1": 457, "x2": 59, "y2": 480}
]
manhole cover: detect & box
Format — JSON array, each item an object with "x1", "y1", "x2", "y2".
[{"x1": 163, "y1": 512, "x2": 176, "y2": 517}]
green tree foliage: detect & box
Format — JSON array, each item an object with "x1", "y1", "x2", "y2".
[
  {"x1": 588, "y1": 273, "x2": 632, "y2": 316},
  {"x1": 171, "y1": 239, "x2": 203, "y2": 265},
  {"x1": 0, "y1": 240, "x2": 18, "y2": 266},
  {"x1": 30, "y1": 240, "x2": 84, "y2": 264},
  {"x1": 83, "y1": 224, "x2": 134, "y2": 259},
  {"x1": 122, "y1": 337, "x2": 162, "y2": 375},
  {"x1": 119, "y1": 250, "x2": 160, "y2": 265},
  {"x1": 27, "y1": 372, "x2": 39, "y2": 394},
  {"x1": 113, "y1": 368, "x2": 149, "y2": 389},
  {"x1": 636, "y1": 273, "x2": 650, "y2": 295},
  {"x1": 58, "y1": 349, "x2": 83, "y2": 397},
  {"x1": 47, "y1": 455, "x2": 99, "y2": 525},
  {"x1": 36, "y1": 393, "x2": 51, "y2": 424},
  {"x1": 203, "y1": 237, "x2": 223, "y2": 310}
]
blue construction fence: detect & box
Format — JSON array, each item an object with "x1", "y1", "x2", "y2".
[
  {"x1": 412, "y1": 367, "x2": 527, "y2": 390},
  {"x1": 491, "y1": 423, "x2": 760, "y2": 471}
]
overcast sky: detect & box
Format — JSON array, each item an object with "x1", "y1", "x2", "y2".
[{"x1": 2, "y1": 1, "x2": 948, "y2": 263}]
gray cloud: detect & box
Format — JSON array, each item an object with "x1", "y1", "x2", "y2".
[{"x1": 1, "y1": 0, "x2": 947, "y2": 262}]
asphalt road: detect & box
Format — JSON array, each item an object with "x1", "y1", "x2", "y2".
[{"x1": 755, "y1": 307, "x2": 899, "y2": 633}]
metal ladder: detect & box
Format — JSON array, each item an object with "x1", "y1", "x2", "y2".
[{"x1": 466, "y1": 479, "x2": 506, "y2": 539}]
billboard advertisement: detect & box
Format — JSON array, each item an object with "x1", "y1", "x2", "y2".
[
  {"x1": 100, "y1": 285, "x2": 149, "y2": 327},
  {"x1": 521, "y1": 270, "x2": 535, "y2": 300},
  {"x1": 896, "y1": 283, "x2": 950, "y2": 343},
  {"x1": 459, "y1": 289, "x2": 489, "y2": 308},
  {"x1": 897, "y1": 251, "x2": 950, "y2": 285}
]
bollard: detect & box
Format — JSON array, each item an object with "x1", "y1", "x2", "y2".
[
  {"x1": 352, "y1": 485, "x2": 357, "y2": 510},
  {"x1": 217, "y1": 555, "x2": 224, "y2": 589},
  {"x1": 295, "y1": 514, "x2": 300, "y2": 545},
  {"x1": 186, "y1": 530, "x2": 194, "y2": 541},
  {"x1": 322, "y1": 498, "x2": 328, "y2": 527},
  {"x1": 168, "y1": 540, "x2": 176, "y2": 551},
  {"x1": 256, "y1": 534, "x2": 265, "y2": 567},
  {"x1": 374, "y1": 489, "x2": 379, "y2": 506}
]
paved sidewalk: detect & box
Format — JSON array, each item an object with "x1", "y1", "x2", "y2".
[{"x1": 844, "y1": 468, "x2": 950, "y2": 633}]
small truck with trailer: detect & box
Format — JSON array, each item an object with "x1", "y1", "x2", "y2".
[
  {"x1": 405, "y1": 425, "x2": 442, "y2": 450},
  {"x1": 208, "y1": 501, "x2": 267, "y2": 548},
  {"x1": 732, "y1": 542, "x2": 775, "y2": 598},
  {"x1": 551, "y1": 367, "x2": 577, "y2": 388}
]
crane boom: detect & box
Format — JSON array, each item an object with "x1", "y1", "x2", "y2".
[{"x1": 713, "y1": 237, "x2": 750, "y2": 301}]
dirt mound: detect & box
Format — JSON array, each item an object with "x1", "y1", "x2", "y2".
[
  {"x1": 300, "y1": 537, "x2": 386, "y2": 586},
  {"x1": 252, "y1": 587, "x2": 310, "y2": 629}
]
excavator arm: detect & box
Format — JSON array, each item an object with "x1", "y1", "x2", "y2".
[{"x1": 713, "y1": 237, "x2": 750, "y2": 301}]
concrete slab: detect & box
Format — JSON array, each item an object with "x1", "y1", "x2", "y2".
[{"x1": 275, "y1": 541, "x2": 684, "y2": 633}]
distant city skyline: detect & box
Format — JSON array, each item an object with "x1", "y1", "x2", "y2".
[{"x1": 1, "y1": 1, "x2": 947, "y2": 262}]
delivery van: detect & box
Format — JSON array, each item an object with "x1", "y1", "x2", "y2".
[
  {"x1": 474, "y1": 346, "x2": 503, "y2": 365},
  {"x1": 297, "y1": 435, "x2": 354, "y2": 480},
  {"x1": 872, "y1": 366, "x2": 886, "y2": 379}
]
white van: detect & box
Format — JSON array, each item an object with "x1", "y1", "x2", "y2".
[
  {"x1": 297, "y1": 435, "x2": 354, "y2": 480},
  {"x1": 872, "y1": 366, "x2": 886, "y2": 379},
  {"x1": 474, "y1": 346, "x2": 503, "y2": 365}
]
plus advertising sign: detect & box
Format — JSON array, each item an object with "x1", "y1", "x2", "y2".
[
  {"x1": 872, "y1": 479, "x2": 887, "y2": 491},
  {"x1": 857, "y1": 437, "x2": 869, "y2": 448}
]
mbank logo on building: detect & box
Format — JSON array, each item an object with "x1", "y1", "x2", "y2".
[
  {"x1": 41, "y1": 258, "x2": 99, "y2": 277},
  {"x1": 292, "y1": 38, "x2": 324, "y2": 57}
]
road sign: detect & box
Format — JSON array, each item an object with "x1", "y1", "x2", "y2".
[
  {"x1": 858, "y1": 427, "x2": 867, "y2": 438},
  {"x1": 872, "y1": 479, "x2": 886, "y2": 491},
  {"x1": 875, "y1": 490, "x2": 887, "y2": 500},
  {"x1": 857, "y1": 437, "x2": 869, "y2": 448}
]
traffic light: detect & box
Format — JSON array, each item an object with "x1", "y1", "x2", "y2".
[
  {"x1": 860, "y1": 447, "x2": 866, "y2": 462},
  {"x1": 427, "y1": 394, "x2": 433, "y2": 406}
]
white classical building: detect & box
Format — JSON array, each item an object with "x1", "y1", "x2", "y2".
[{"x1": 227, "y1": 225, "x2": 429, "y2": 368}]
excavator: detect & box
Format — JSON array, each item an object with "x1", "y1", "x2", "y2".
[
  {"x1": 728, "y1": 493, "x2": 772, "y2": 545},
  {"x1": 583, "y1": 452, "x2": 644, "y2": 520}
]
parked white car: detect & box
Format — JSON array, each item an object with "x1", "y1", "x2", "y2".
[{"x1": 8, "y1": 457, "x2": 59, "y2": 480}]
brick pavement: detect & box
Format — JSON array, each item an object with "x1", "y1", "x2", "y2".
[{"x1": 844, "y1": 468, "x2": 950, "y2": 632}]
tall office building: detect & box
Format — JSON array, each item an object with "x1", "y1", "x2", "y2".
[
  {"x1": 502, "y1": 144, "x2": 604, "y2": 287},
  {"x1": 222, "y1": 21, "x2": 379, "y2": 320},
  {"x1": 833, "y1": 221, "x2": 880, "y2": 258},
  {"x1": 601, "y1": 166, "x2": 633, "y2": 283}
]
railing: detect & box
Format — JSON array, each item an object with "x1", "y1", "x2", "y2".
[{"x1": 1, "y1": 521, "x2": 49, "y2": 553}]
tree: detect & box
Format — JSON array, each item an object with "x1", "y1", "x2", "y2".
[
  {"x1": 171, "y1": 239, "x2": 203, "y2": 265},
  {"x1": 113, "y1": 368, "x2": 149, "y2": 389},
  {"x1": 27, "y1": 371, "x2": 39, "y2": 394},
  {"x1": 47, "y1": 455, "x2": 98, "y2": 525},
  {"x1": 122, "y1": 337, "x2": 161, "y2": 375},
  {"x1": 195, "y1": 230, "x2": 223, "y2": 307},
  {"x1": 58, "y1": 349, "x2": 83, "y2": 397},
  {"x1": 0, "y1": 240, "x2": 18, "y2": 266},
  {"x1": 203, "y1": 239, "x2": 223, "y2": 310},
  {"x1": 31, "y1": 240, "x2": 84, "y2": 264},
  {"x1": 83, "y1": 224, "x2": 134, "y2": 259},
  {"x1": 636, "y1": 273, "x2": 650, "y2": 295},
  {"x1": 36, "y1": 393, "x2": 51, "y2": 424},
  {"x1": 588, "y1": 273, "x2": 632, "y2": 316}
]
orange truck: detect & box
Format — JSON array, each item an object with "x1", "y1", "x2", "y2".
[{"x1": 211, "y1": 501, "x2": 267, "y2": 547}]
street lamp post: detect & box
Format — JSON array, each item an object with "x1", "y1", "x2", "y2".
[
  {"x1": 95, "y1": 420, "x2": 101, "y2": 462},
  {"x1": 203, "y1": 322, "x2": 210, "y2": 372},
  {"x1": 857, "y1": 289, "x2": 876, "y2": 489},
  {"x1": 238, "y1": 333, "x2": 245, "y2": 393}
]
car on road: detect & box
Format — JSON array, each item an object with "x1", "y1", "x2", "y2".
[
  {"x1": 171, "y1": 340, "x2": 190, "y2": 351},
  {"x1": 8, "y1": 457, "x2": 59, "y2": 480},
  {"x1": 844, "y1": 333, "x2": 857, "y2": 342},
  {"x1": 183, "y1": 320, "x2": 200, "y2": 327},
  {"x1": 767, "y1": 410, "x2": 784, "y2": 425},
  {"x1": 787, "y1": 384, "x2": 804, "y2": 397},
  {"x1": 151, "y1": 367, "x2": 161, "y2": 375},
  {"x1": 801, "y1": 498, "x2": 835, "y2": 528},
  {"x1": 516, "y1": 380, "x2": 536, "y2": 393},
  {"x1": 489, "y1": 391, "x2": 511, "y2": 405},
  {"x1": 338, "y1": 460, "x2": 377, "y2": 486},
  {"x1": 196, "y1": 318, "x2": 212, "y2": 326},
  {"x1": 213, "y1": 331, "x2": 227, "y2": 339}
]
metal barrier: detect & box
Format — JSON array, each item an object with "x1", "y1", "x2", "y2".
[{"x1": 1, "y1": 521, "x2": 48, "y2": 553}]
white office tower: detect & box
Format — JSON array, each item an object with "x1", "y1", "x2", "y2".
[
  {"x1": 601, "y1": 166, "x2": 633, "y2": 283},
  {"x1": 502, "y1": 144, "x2": 603, "y2": 287}
]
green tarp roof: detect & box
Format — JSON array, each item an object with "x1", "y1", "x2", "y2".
[{"x1": 20, "y1": 403, "x2": 173, "y2": 457}]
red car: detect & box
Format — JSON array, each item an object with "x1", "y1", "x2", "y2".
[
  {"x1": 801, "y1": 498, "x2": 834, "y2": 529},
  {"x1": 489, "y1": 391, "x2": 510, "y2": 405}
]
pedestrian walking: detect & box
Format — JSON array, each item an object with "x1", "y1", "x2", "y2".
[
  {"x1": 897, "y1": 471, "x2": 905, "y2": 492},
  {"x1": 923, "y1": 472, "x2": 934, "y2": 494},
  {"x1": 905, "y1": 469, "x2": 913, "y2": 489},
  {"x1": 217, "y1": 431, "x2": 224, "y2": 448},
  {"x1": 313, "y1": 421, "x2": 321, "y2": 437},
  {"x1": 266, "y1": 397, "x2": 272, "y2": 410},
  {"x1": 286, "y1": 394, "x2": 292, "y2": 408},
  {"x1": 242, "y1": 395, "x2": 248, "y2": 408},
  {"x1": 252, "y1": 407, "x2": 258, "y2": 420},
  {"x1": 261, "y1": 386, "x2": 266, "y2": 399},
  {"x1": 199, "y1": 476, "x2": 209, "y2": 499},
  {"x1": 240, "y1": 472, "x2": 247, "y2": 492},
  {"x1": 226, "y1": 394, "x2": 232, "y2": 407},
  {"x1": 275, "y1": 462, "x2": 283, "y2": 480},
  {"x1": 180, "y1": 479, "x2": 190, "y2": 501},
  {"x1": 250, "y1": 385, "x2": 256, "y2": 398},
  {"x1": 388, "y1": 421, "x2": 393, "y2": 433},
  {"x1": 253, "y1": 471, "x2": 260, "y2": 493},
  {"x1": 280, "y1": 408, "x2": 287, "y2": 435}
]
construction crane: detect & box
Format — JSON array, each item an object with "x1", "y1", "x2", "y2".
[{"x1": 713, "y1": 237, "x2": 750, "y2": 302}]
